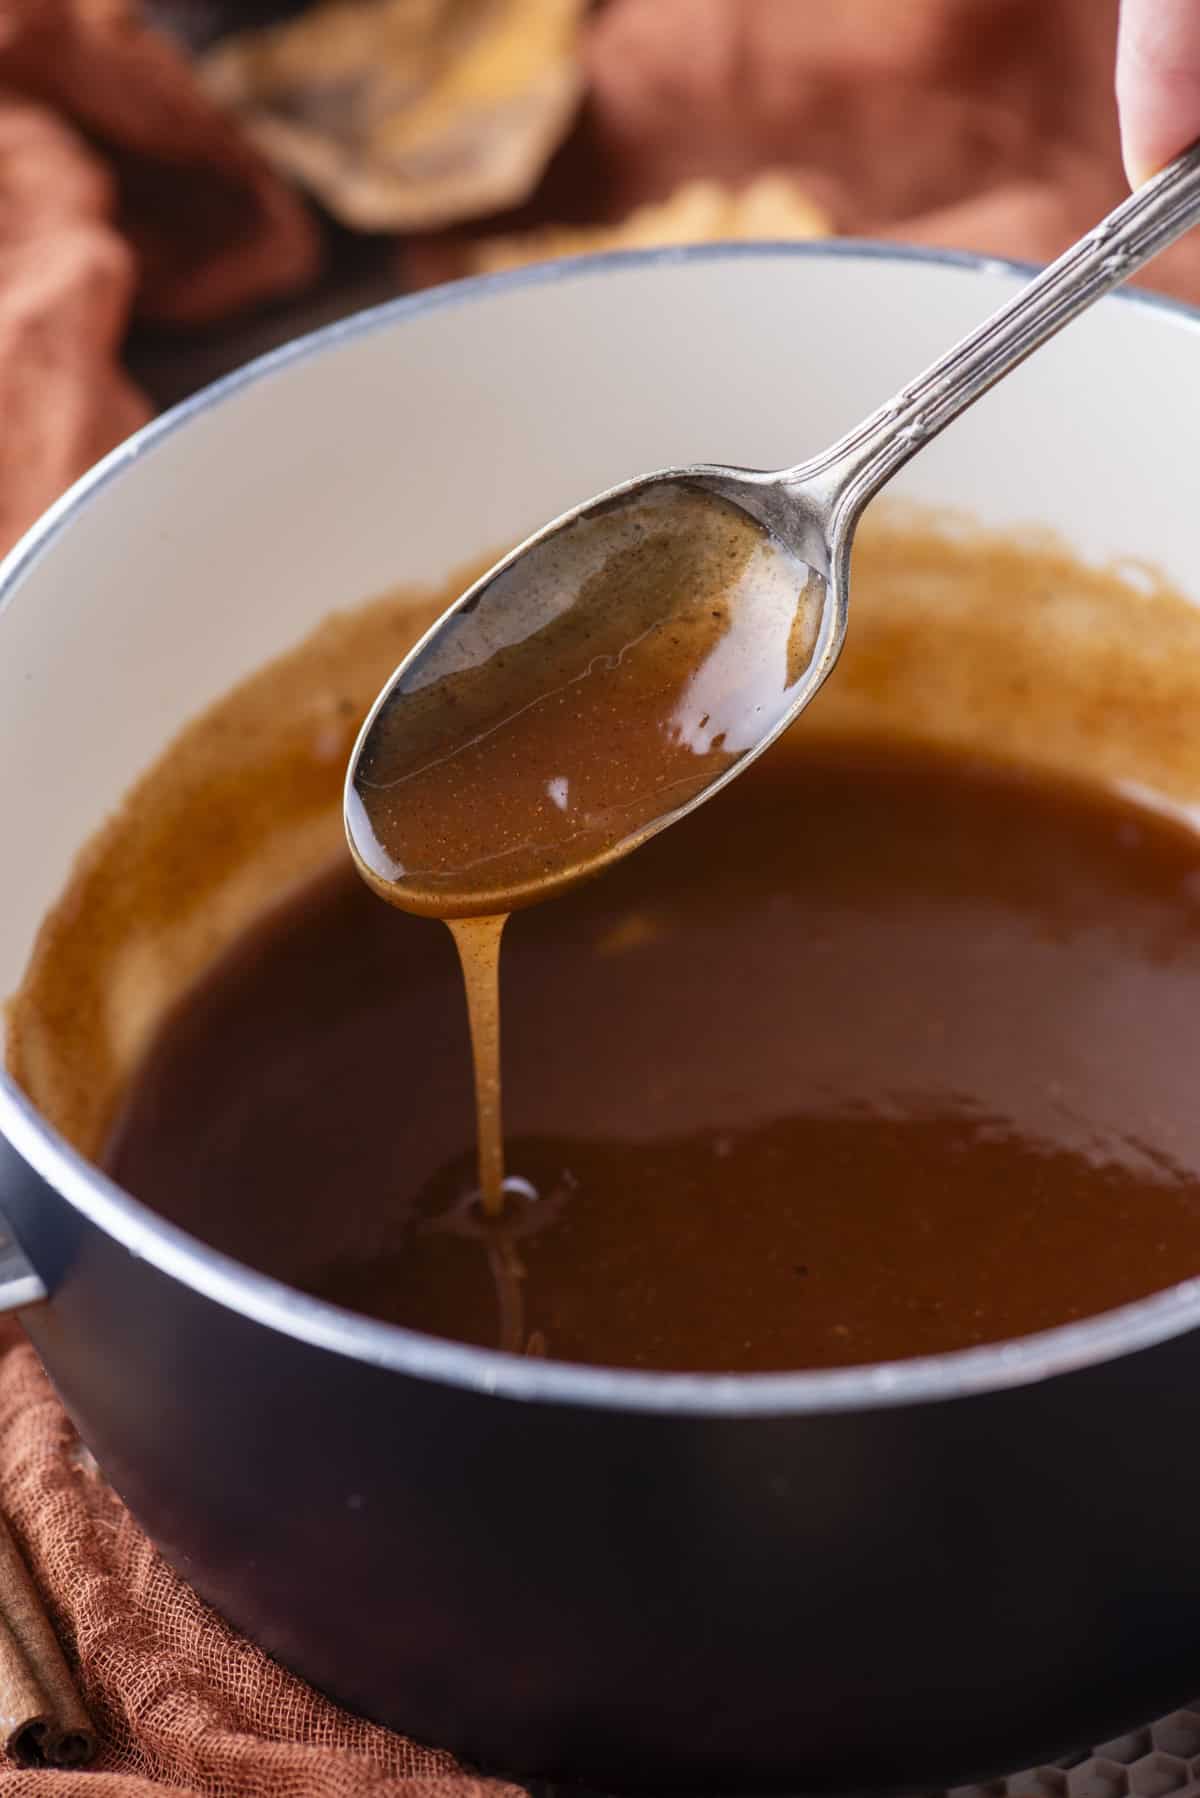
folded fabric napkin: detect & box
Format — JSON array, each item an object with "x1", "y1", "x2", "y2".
[
  {"x1": 0, "y1": 1333, "x2": 520, "y2": 1794},
  {"x1": 0, "y1": 0, "x2": 317, "y2": 555}
]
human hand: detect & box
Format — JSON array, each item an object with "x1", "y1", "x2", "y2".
[{"x1": 1118, "y1": 0, "x2": 1200, "y2": 185}]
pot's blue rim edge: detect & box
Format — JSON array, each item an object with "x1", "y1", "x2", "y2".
[{"x1": 5, "y1": 236, "x2": 1200, "y2": 1417}]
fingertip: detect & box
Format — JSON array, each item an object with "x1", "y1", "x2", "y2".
[
  {"x1": 1121, "y1": 141, "x2": 1158, "y2": 191},
  {"x1": 1116, "y1": 0, "x2": 1200, "y2": 189},
  {"x1": 1120, "y1": 118, "x2": 1197, "y2": 191}
]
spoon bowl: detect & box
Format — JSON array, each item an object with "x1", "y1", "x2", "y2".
[{"x1": 346, "y1": 469, "x2": 831, "y2": 916}]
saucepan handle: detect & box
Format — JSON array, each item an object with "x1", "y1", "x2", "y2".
[{"x1": 0, "y1": 1226, "x2": 46, "y2": 1313}]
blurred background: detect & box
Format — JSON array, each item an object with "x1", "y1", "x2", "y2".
[{"x1": 1, "y1": 0, "x2": 1185, "y2": 558}]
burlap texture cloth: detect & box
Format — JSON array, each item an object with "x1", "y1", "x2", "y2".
[{"x1": 3, "y1": 0, "x2": 1200, "y2": 1790}]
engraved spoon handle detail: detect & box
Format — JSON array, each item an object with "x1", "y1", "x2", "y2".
[{"x1": 791, "y1": 141, "x2": 1200, "y2": 534}]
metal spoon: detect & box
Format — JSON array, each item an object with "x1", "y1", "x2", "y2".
[{"x1": 347, "y1": 143, "x2": 1200, "y2": 919}]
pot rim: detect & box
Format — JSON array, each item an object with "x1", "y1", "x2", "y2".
[{"x1": 5, "y1": 237, "x2": 1200, "y2": 1417}]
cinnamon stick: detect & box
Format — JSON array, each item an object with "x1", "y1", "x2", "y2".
[{"x1": 0, "y1": 1511, "x2": 94, "y2": 1767}]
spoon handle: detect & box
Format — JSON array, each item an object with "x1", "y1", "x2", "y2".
[{"x1": 792, "y1": 140, "x2": 1200, "y2": 532}]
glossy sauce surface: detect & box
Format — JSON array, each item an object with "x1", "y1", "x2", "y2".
[{"x1": 107, "y1": 740, "x2": 1200, "y2": 1373}]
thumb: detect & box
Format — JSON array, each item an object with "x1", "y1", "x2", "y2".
[{"x1": 1117, "y1": 0, "x2": 1200, "y2": 187}]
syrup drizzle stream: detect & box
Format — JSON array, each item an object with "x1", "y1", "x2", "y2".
[{"x1": 446, "y1": 914, "x2": 508, "y2": 1216}]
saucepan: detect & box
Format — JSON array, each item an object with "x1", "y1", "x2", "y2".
[{"x1": 2, "y1": 245, "x2": 1200, "y2": 1793}]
